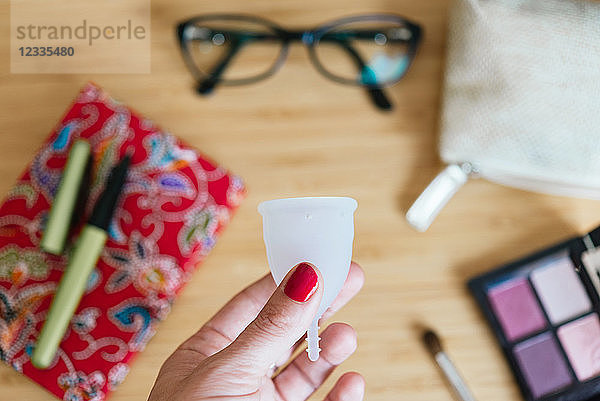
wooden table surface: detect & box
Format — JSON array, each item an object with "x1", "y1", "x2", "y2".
[{"x1": 2, "y1": 0, "x2": 600, "y2": 400}]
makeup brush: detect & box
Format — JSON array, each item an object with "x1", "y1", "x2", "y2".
[{"x1": 422, "y1": 328, "x2": 477, "y2": 401}]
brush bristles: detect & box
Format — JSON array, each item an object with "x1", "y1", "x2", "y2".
[{"x1": 422, "y1": 329, "x2": 443, "y2": 356}]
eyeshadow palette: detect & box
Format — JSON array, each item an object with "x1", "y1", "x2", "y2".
[{"x1": 469, "y1": 228, "x2": 600, "y2": 401}]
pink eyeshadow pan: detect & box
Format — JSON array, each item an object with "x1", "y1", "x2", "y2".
[
  {"x1": 488, "y1": 277, "x2": 547, "y2": 341},
  {"x1": 558, "y1": 314, "x2": 600, "y2": 381}
]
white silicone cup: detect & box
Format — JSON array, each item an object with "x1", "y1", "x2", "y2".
[{"x1": 258, "y1": 197, "x2": 357, "y2": 361}]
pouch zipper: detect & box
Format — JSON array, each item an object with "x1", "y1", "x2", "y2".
[
  {"x1": 405, "y1": 163, "x2": 475, "y2": 232},
  {"x1": 475, "y1": 165, "x2": 600, "y2": 200},
  {"x1": 406, "y1": 161, "x2": 600, "y2": 232}
]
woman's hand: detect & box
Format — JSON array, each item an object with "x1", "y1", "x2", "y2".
[{"x1": 148, "y1": 261, "x2": 365, "y2": 401}]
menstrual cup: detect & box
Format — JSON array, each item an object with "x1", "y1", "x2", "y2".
[{"x1": 258, "y1": 197, "x2": 357, "y2": 361}]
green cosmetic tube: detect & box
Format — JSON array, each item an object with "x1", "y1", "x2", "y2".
[
  {"x1": 41, "y1": 140, "x2": 91, "y2": 255},
  {"x1": 32, "y1": 155, "x2": 131, "y2": 369},
  {"x1": 31, "y1": 226, "x2": 106, "y2": 369}
]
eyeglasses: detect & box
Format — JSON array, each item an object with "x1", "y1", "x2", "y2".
[{"x1": 176, "y1": 14, "x2": 422, "y2": 111}]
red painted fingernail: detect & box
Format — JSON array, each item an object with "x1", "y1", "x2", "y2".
[{"x1": 284, "y1": 263, "x2": 319, "y2": 302}]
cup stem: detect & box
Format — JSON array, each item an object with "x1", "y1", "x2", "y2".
[{"x1": 307, "y1": 318, "x2": 321, "y2": 361}]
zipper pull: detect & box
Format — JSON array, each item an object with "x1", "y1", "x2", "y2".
[{"x1": 406, "y1": 164, "x2": 473, "y2": 232}]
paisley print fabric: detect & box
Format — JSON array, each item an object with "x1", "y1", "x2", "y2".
[{"x1": 0, "y1": 83, "x2": 245, "y2": 400}]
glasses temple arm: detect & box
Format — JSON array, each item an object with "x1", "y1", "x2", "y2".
[
  {"x1": 196, "y1": 40, "x2": 243, "y2": 95},
  {"x1": 334, "y1": 40, "x2": 392, "y2": 111}
]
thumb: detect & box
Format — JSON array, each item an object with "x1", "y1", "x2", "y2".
[{"x1": 223, "y1": 262, "x2": 323, "y2": 373}]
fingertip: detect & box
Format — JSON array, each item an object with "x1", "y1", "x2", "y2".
[
  {"x1": 341, "y1": 372, "x2": 366, "y2": 398},
  {"x1": 302, "y1": 261, "x2": 325, "y2": 284},
  {"x1": 320, "y1": 263, "x2": 364, "y2": 322},
  {"x1": 326, "y1": 372, "x2": 365, "y2": 401},
  {"x1": 348, "y1": 262, "x2": 365, "y2": 291},
  {"x1": 309, "y1": 261, "x2": 326, "y2": 292},
  {"x1": 282, "y1": 262, "x2": 323, "y2": 304},
  {"x1": 321, "y1": 323, "x2": 357, "y2": 364}
]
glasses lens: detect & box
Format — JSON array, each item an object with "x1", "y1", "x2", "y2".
[
  {"x1": 313, "y1": 19, "x2": 416, "y2": 86},
  {"x1": 181, "y1": 18, "x2": 284, "y2": 83}
]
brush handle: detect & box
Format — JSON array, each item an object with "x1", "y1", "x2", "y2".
[
  {"x1": 436, "y1": 352, "x2": 476, "y2": 401},
  {"x1": 32, "y1": 225, "x2": 107, "y2": 369}
]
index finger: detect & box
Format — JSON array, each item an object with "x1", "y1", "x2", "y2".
[{"x1": 180, "y1": 262, "x2": 364, "y2": 358}]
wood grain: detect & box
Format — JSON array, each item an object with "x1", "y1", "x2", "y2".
[{"x1": 1, "y1": 0, "x2": 600, "y2": 400}]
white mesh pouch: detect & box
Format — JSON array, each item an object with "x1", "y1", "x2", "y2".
[{"x1": 406, "y1": 0, "x2": 600, "y2": 232}]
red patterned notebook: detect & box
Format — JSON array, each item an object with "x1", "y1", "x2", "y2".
[{"x1": 0, "y1": 83, "x2": 245, "y2": 400}]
